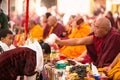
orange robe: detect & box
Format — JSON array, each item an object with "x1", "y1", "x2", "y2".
[
  {"x1": 59, "y1": 23, "x2": 90, "y2": 58},
  {"x1": 29, "y1": 24, "x2": 43, "y2": 41},
  {"x1": 108, "y1": 58, "x2": 120, "y2": 80}
]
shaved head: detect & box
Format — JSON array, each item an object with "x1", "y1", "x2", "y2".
[
  {"x1": 47, "y1": 16, "x2": 57, "y2": 26},
  {"x1": 93, "y1": 17, "x2": 112, "y2": 38},
  {"x1": 95, "y1": 17, "x2": 112, "y2": 31}
]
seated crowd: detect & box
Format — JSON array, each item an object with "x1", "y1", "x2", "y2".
[{"x1": 0, "y1": 10, "x2": 120, "y2": 80}]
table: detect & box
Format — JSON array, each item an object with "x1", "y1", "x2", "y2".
[
  {"x1": 44, "y1": 63, "x2": 109, "y2": 80},
  {"x1": 44, "y1": 63, "x2": 69, "y2": 80}
]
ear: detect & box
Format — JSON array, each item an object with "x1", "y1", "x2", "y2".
[
  {"x1": 42, "y1": 49, "x2": 45, "y2": 53},
  {"x1": 1, "y1": 37, "x2": 4, "y2": 41}
]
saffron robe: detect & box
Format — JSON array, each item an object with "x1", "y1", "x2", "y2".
[
  {"x1": 108, "y1": 58, "x2": 120, "y2": 80},
  {"x1": 86, "y1": 28, "x2": 120, "y2": 68},
  {"x1": 0, "y1": 47, "x2": 36, "y2": 80},
  {"x1": 59, "y1": 23, "x2": 90, "y2": 58},
  {"x1": 29, "y1": 24, "x2": 43, "y2": 41}
]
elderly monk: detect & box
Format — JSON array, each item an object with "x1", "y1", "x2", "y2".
[
  {"x1": 55, "y1": 17, "x2": 120, "y2": 68},
  {"x1": 59, "y1": 17, "x2": 90, "y2": 58},
  {"x1": 43, "y1": 16, "x2": 67, "y2": 39}
]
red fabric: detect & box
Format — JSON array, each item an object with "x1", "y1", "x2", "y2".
[
  {"x1": 86, "y1": 28, "x2": 120, "y2": 68},
  {"x1": 0, "y1": 47, "x2": 36, "y2": 80},
  {"x1": 43, "y1": 23, "x2": 66, "y2": 39},
  {"x1": 43, "y1": 24, "x2": 50, "y2": 39},
  {"x1": 25, "y1": 0, "x2": 29, "y2": 38}
]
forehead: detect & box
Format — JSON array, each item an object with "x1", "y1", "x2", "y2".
[{"x1": 6, "y1": 34, "x2": 13, "y2": 38}]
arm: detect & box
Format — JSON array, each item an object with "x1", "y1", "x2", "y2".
[{"x1": 55, "y1": 35, "x2": 93, "y2": 46}]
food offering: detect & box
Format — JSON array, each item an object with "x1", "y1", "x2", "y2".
[{"x1": 69, "y1": 65, "x2": 88, "y2": 80}]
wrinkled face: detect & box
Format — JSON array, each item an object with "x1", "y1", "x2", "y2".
[
  {"x1": 2, "y1": 34, "x2": 13, "y2": 46},
  {"x1": 47, "y1": 18, "x2": 54, "y2": 26},
  {"x1": 93, "y1": 22, "x2": 108, "y2": 38}
]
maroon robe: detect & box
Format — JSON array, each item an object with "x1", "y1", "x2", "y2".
[
  {"x1": 0, "y1": 47, "x2": 36, "y2": 80},
  {"x1": 43, "y1": 23, "x2": 66, "y2": 39},
  {"x1": 43, "y1": 24, "x2": 50, "y2": 39},
  {"x1": 86, "y1": 28, "x2": 120, "y2": 68}
]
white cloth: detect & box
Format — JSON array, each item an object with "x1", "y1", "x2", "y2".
[
  {"x1": 23, "y1": 39, "x2": 44, "y2": 72},
  {"x1": 0, "y1": 41, "x2": 16, "y2": 52},
  {"x1": 45, "y1": 33, "x2": 57, "y2": 45}
]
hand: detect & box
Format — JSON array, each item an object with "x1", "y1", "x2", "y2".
[
  {"x1": 74, "y1": 57, "x2": 84, "y2": 62},
  {"x1": 106, "y1": 66, "x2": 112, "y2": 72},
  {"x1": 102, "y1": 66, "x2": 112, "y2": 72},
  {"x1": 55, "y1": 36, "x2": 61, "y2": 44}
]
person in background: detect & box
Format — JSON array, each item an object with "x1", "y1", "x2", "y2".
[
  {"x1": 43, "y1": 16, "x2": 67, "y2": 40},
  {"x1": 0, "y1": 29, "x2": 15, "y2": 53},
  {"x1": 28, "y1": 19, "x2": 43, "y2": 41},
  {"x1": 13, "y1": 28, "x2": 25, "y2": 47},
  {"x1": 116, "y1": 16, "x2": 120, "y2": 32},
  {"x1": 65, "y1": 15, "x2": 76, "y2": 35},
  {"x1": 55, "y1": 17, "x2": 120, "y2": 68},
  {"x1": 59, "y1": 16, "x2": 90, "y2": 58},
  {"x1": 0, "y1": 0, "x2": 8, "y2": 29},
  {"x1": 104, "y1": 11, "x2": 116, "y2": 29},
  {"x1": 41, "y1": 12, "x2": 52, "y2": 29}
]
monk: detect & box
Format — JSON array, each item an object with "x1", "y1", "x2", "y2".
[
  {"x1": 0, "y1": 47, "x2": 36, "y2": 80},
  {"x1": 41, "y1": 12, "x2": 52, "y2": 29},
  {"x1": 59, "y1": 17, "x2": 90, "y2": 58},
  {"x1": 28, "y1": 20, "x2": 43, "y2": 41},
  {"x1": 55, "y1": 17, "x2": 120, "y2": 68},
  {"x1": 43, "y1": 16, "x2": 67, "y2": 39},
  {"x1": 0, "y1": 40, "x2": 51, "y2": 80}
]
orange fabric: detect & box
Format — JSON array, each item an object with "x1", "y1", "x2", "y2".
[
  {"x1": 14, "y1": 33, "x2": 26, "y2": 46},
  {"x1": 29, "y1": 24, "x2": 43, "y2": 41},
  {"x1": 108, "y1": 58, "x2": 120, "y2": 80},
  {"x1": 59, "y1": 23, "x2": 90, "y2": 58}
]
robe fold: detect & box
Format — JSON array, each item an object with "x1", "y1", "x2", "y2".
[
  {"x1": 29, "y1": 24, "x2": 43, "y2": 41},
  {"x1": 43, "y1": 23, "x2": 66, "y2": 39},
  {"x1": 0, "y1": 47, "x2": 36, "y2": 80},
  {"x1": 108, "y1": 58, "x2": 120, "y2": 80},
  {"x1": 86, "y1": 28, "x2": 120, "y2": 68},
  {"x1": 59, "y1": 23, "x2": 90, "y2": 58}
]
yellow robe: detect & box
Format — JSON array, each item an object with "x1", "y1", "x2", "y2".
[
  {"x1": 29, "y1": 24, "x2": 43, "y2": 41},
  {"x1": 59, "y1": 23, "x2": 90, "y2": 58},
  {"x1": 108, "y1": 58, "x2": 120, "y2": 80}
]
